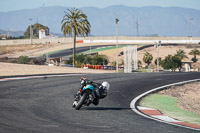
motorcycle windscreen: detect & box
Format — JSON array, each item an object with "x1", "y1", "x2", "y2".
[{"x1": 83, "y1": 85, "x2": 95, "y2": 91}]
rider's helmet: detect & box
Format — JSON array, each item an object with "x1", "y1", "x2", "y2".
[{"x1": 102, "y1": 82, "x2": 110, "y2": 90}]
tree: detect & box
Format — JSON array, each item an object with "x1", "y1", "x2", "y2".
[
  {"x1": 175, "y1": 49, "x2": 188, "y2": 60},
  {"x1": 24, "y1": 23, "x2": 49, "y2": 38},
  {"x1": 84, "y1": 56, "x2": 92, "y2": 64},
  {"x1": 143, "y1": 52, "x2": 153, "y2": 67},
  {"x1": 189, "y1": 48, "x2": 200, "y2": 63},
  {"x1": 174, "y1": 49, "x2": 187, "y2": 70},
  {"x1": 161, "y1": 55, "x2": 182, "y2": 71},
  {"x1": 91, "y1": 55, "x2": 108, "y2": 65},
  {"x1": 154, "y1": 57, "x2": 162, "y2": 66},
  {"x1": 65, "y1": 54, "x2": 108, "y2": 67},
  {"x1": 61, "y1": 8, "x2": 91, "y2": 67},
  {"x1": 66, "y1": 54, "x2": 85, "y2": 67}
]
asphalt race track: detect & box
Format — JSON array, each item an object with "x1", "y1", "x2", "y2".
[
  {"x1": 49, "y1": 45, "x2": 114, "y2": 58},
  {"x1": 49, "y1": 44, "x2": 184, "y2": 58},
  {"x1": 0, "y1": 72, "x2": 200, "y2": 133}
]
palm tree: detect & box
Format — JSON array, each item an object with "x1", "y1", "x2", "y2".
[
  {"x1": 61, "y1": 8, "x2": 91, "y2": 67},
  {"x1": 175, "y1": 49, "x2": 188, "y2": 60},
  {"x1": 189, "y1": 48, "x2": 200, "y2": 63}
]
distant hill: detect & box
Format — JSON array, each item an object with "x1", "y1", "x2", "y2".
[
  {"x1": 0, "y1": 29, "x2": 24, "y2": 37},
  {"x1": 0, "y1": 5, "x2": 200, "y2": 37}
]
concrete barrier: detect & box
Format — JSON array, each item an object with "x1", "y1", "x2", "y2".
[
  {"x1": 0, "y1": 36, "x2": 200, "y2": 46},
  {"x1": 83, "y1": 39, "x2": 200, "y2": 44},
  {"x1": 82, "y1": 36, "x2": 200, "y2": 44},
  {"x1": 0, "y1": 37, "x2": 73, "y2": 46}
]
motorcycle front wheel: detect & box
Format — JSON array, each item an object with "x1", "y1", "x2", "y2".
[{"x1": 75, "y1": 92, "x2": 88, "y2": 110}]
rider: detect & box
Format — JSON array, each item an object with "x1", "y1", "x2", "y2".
[{"x1": 76, "y1": 77, "x2": 110, "y2": 105}]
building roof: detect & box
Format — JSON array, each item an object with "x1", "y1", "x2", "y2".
[{"x1": 39, "y1": 29, "x2": 45, "y2": 32}]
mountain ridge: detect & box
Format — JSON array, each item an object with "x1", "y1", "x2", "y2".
[{"x1": 0, "y1": 5, "x2": 200, "y2": 37}]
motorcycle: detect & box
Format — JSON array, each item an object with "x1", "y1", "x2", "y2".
[{"x1": 72, "y1": 78, "x2": 99, "y2": 110}]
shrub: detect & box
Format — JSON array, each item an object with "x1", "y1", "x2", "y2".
[
  {"x1": 18, "y1": 56, "x2": 30, "y2": 64},
  {"x1": 65, "y1": 54, "x2": 108, "y2": 67},
  {"x1": 111, "y1": 61, "x2": 116, "y2": 67},
  {"x1": 91, "y1": 54, "x2": 108, "y2": 65},
  {"x1": 138, "y1": 60, "x2": 142, "y2": 67},
  {"x1": 32, "y1": 58, "x2": 45, "y2": 65},
  {"x1": 154, "y1": 57, "x2": 162, "y2": 65}
]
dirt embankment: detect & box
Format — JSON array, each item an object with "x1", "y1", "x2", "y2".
[{"x1": 158, "y1": 82, "x2": 200, "y2": 116}]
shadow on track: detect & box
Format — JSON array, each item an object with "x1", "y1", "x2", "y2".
[{"x1": 82, "y1": 107, "x2": 130, "y2": 111}]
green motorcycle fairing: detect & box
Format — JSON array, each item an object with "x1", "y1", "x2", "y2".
[{"x1": 83, "y1": 85, "x2": 95, "y2": 91}]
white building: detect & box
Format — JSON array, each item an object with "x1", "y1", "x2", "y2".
[{"x1": 39, "y1": 29, "x2": 46, "y2": 39}]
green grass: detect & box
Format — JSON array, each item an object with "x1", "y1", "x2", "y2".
[
  {"x1": 42, "y1": 45, "x2": 127, "y2": 56},
  {"x1": 136, "y1": 68, "x2": 153, "y2": 72},
  {"x1": 44, "y1": 45, "x2": 138, "y2": 56},
  {"x1": 140, "y1": 94, "x2": 200, "y2": 125}
]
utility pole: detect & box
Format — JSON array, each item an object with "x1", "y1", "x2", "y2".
[
  {"x1": 89, "y1": 34, "x2": 92, "y2": 54},
  {"x1": 189, "y1": 18, "x2": 193, "y2": 37},
  {"x1": 7, "y1": 29, "x2": 10, "y2": 39},
  {"x1": 135, "y1": 19, "x2": 139, "y2": 36},
  {"x1": 115, "y1": 18, "x2": 119, "y2": 73},
  {"x1": 29, "y1": 18, "x2": 33, "y2": 44},
  {"x1": 155, "y1": 41, "x2": 161, "y2": 72}
]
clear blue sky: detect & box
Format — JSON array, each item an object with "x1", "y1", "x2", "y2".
[{"x1": 1, "y1": 0, "x2": 200, "y2": 12}]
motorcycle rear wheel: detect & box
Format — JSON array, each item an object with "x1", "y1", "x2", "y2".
[{"x1": 75, "y1": 93, "x2": 88, "y2": 110}]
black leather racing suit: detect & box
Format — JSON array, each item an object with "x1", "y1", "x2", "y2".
[{"x1": 79, "y1": 79, "x2": 107, "y2": 105}]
